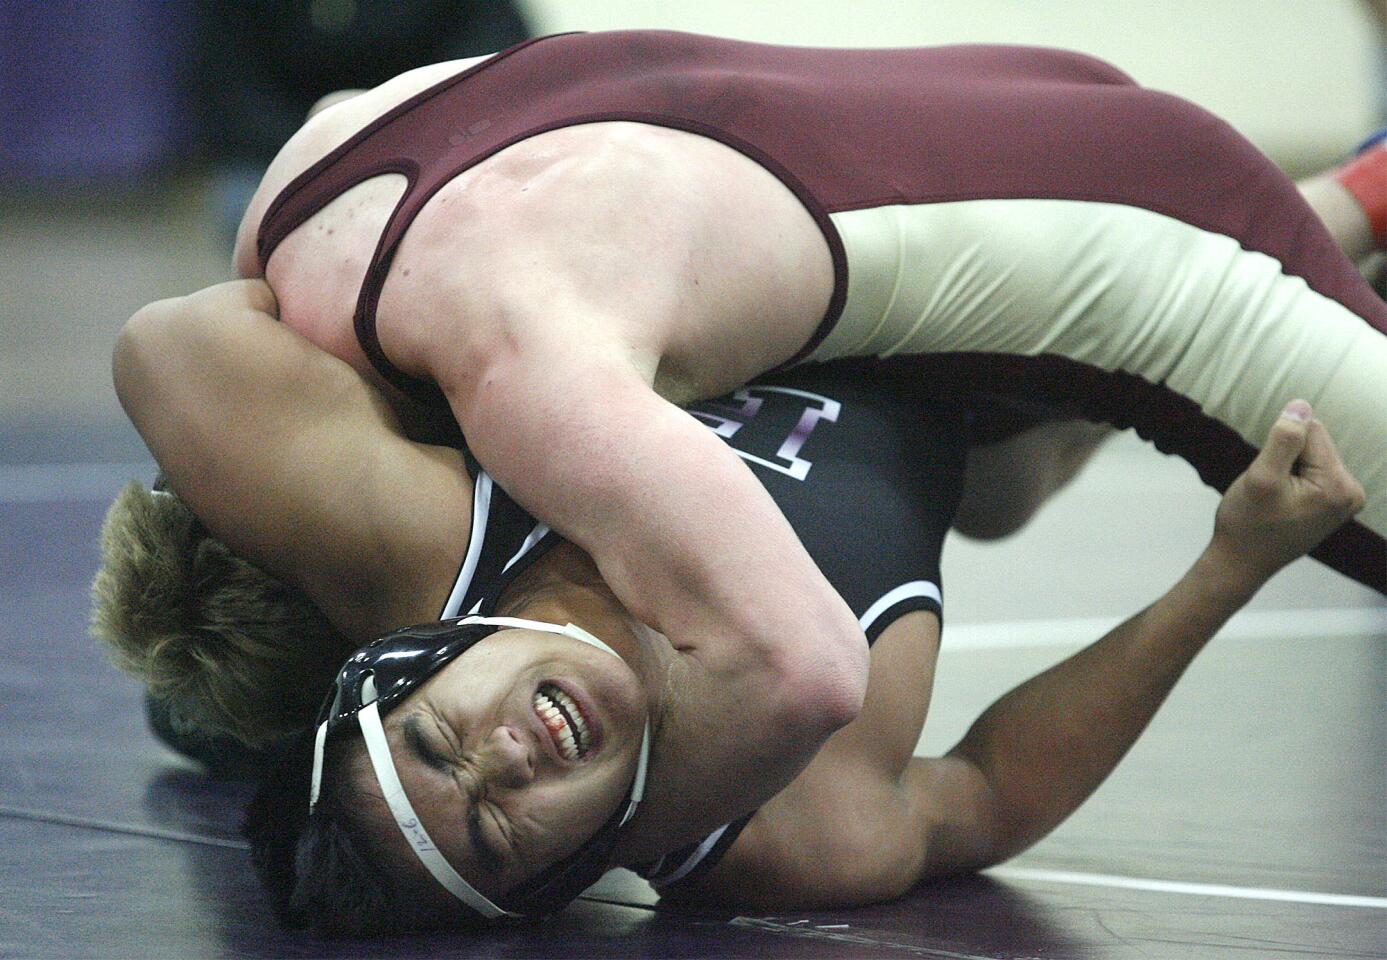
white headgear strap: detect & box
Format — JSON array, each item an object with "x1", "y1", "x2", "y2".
[
  {"x1": 333, "y1": 615, "x2": 652, "y2": 915},
  {"x1": 358, "y1": 697, "x2": 512, "y2": 917}
]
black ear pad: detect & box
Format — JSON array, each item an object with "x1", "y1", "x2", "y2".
[
  {"x1": 315, "y1": 616, "x2": 635, "y2": 918},
  {"x1": 313, "y1": 619, "x2": 501, "y2": 744}
]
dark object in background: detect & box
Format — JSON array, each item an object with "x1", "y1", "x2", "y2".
[
  {"x1": 0, "y1": 0, "x2": 528, "y2": 184},
  {"x1": 1, "y1": 0, "x2": 194, "y2": 183},
  {"x1": 194, "y1": 0, "x2": 531, "y2": 166}
]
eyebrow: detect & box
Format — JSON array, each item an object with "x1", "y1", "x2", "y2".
[
  {"x1": 402, "y1": 713, "x2": 450, "y2": 771},
  {"x1": 401, "y1": 713, "x2": 506, "y2": 871}
]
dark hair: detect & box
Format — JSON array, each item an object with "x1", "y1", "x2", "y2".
[{"x1": 243, "y1": 732, "x2": 483, "y2": 936}]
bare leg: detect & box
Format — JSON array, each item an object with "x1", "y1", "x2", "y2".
[{"x1": 953, "y1": 419, "x2": 1114, "y2": 540}]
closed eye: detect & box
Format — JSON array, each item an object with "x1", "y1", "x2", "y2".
[
  {"x1": 403, "y1": 712, "x2": 512, "y2": 870},
  {"x1": 402, "y1": 713, "x2": 453, "y2": 771}
]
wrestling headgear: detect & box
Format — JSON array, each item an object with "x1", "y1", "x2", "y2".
[{"x1": 309, "y1": 615, "x2": 652, "y2": 919}]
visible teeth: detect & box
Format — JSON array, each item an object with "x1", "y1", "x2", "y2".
[
  {"x1": 534, "y1": 686, "x2": 589, "y2": 760},
  {"x1": 550, "y1": 688, "x2": 590, "y2": 742}
]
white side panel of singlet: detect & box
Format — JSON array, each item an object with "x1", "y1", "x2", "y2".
[
  {"x1": 438, "y1": 471, "x2": 494, "y2": 619},
  {"x1": 815, "y1": 199, "x2": 1387, "y2": 533}
]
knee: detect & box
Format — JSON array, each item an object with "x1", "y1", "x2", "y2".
[
  {"x1": 952, "y1": 421, "x2": 1114, "y2": 541},
  {"x1": 951, "y1": 489, "x2": 1043, "y2": 541}
]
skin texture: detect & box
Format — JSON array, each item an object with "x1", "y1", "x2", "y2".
[
  {"x1": 113, "y1": 293, "x2": 1363, "y2": 910},
  {"x1": 223, "y1": 58, "x2": 868, "y2": 852},
  {"x1": 131, "y1": 53, "x2": 1387, "y2": 879}
]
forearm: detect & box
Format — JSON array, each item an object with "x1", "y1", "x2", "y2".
[
  {"x1": 452, "y1": 352, "x2": 868, "y2": 849},
  {"x1": 113, "y1": 283, "x2": 462, "y2": 635},
  {"x1": 514, "y1": 429, "x2": 866, "y2": 846},
  {"x1": 114, "y1": 293, "x2": 332, "y2": 563},
  {"x1": 914, "y1": 403, "x2": 1362, "y2": 878},
  {"x1": 949, "y1": 544, "x2": 1266, "y2": 862},
  {"x1": 455, "y1": 346, "x2": 869, "y2": 693}
]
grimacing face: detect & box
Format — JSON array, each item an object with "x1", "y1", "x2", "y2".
[{"x1": 356, "y1": 627, "x2": 651, "y2": 900}]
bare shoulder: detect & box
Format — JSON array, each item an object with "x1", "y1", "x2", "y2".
[
  {"x1": 401, "y1": 121, "x2": 833, "y2": 399},
  {"x1": 231, "y1": 55, "x2": 495, "y2": 276}
]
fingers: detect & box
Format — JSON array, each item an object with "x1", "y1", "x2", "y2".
[
  {"x1": 1253, "y1": 400, "x2": 1367, "y2": 518},
  {"x1": 1302, "y1": 418, "x2": 1368, "y2": 515},
  {"x1": 1248, "y1": 400, "x2": 1312, "y2": 488},
  {"x1": 1297, "y1": 416, "x2": 1337, "y2": 477}
]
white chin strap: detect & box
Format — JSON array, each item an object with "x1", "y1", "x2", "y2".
[
  {"x1": 322, "y1": 615, "x2": 653, "y2": 918},
  {"x1": 357, "y1": 697, "x2": 511, "y2": 917}
]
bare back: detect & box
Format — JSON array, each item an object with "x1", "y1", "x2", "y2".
[
  {"x1": 233, "y1": 57, "x2": 833, "y2": 406},
  {"x1": 226, "y1": 32, "x2": 1387, "y2": 594}
]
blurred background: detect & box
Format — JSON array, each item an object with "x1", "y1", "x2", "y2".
[{"x1": 2, "y1": 0, "x2": 1384, "y2": 648}]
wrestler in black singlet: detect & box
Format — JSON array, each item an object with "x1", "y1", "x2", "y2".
[{"x1": 436, "y1": 361, "x2": 969, "y2": 890}]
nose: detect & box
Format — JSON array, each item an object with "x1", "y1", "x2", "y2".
[{"x1": 477, "y1": 725, "x2": 535, "y2": 789}]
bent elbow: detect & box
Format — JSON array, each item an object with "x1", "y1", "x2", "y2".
[
  {"x1": 820, "y1": 618, "x2": 871, "y2": 726},
  {"x1": 767, "y1": 625, "x2": 869, "y2": 737},
  {"x1": 113, "y1": 298, "x2": 184, "y2": 412},
  {"x1": 814, "y1": 655, "x2": 869, "y2": 732}
]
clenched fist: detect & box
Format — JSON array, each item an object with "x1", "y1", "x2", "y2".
[{"x1": 1211, "y1": 400, "x2": 1366, "y2": 583}]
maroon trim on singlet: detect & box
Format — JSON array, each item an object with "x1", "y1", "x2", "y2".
[
  {"x1": 257, "y1": 31, "x2": 1385, "y2": 399},
  {"x1": 257, "y1": 35, "x2": 571, "y2": 399},
  {"x1": 875, "y1": 351, "x2": 1385, "y2": 594},
  {"x1": 253, "y1": 31, "x2": 848, "y2": 399}
]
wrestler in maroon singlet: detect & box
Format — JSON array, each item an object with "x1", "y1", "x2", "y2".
[{"x1": 253, "y1": 31, "x2": 1386, "y2": 591}]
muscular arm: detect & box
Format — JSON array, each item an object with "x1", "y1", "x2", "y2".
[
  {"x1": 940, "y1": 407, "x2": 1364, "y2": 867},
  {"x1": 939, "y1": 543, "x2": 1277, "y2": 866},
  {"x1": 114, "y1": 280, "x2": 863, "y2": 851},
  {"x1": 454, "y1": 341, "x2": 868, "y2": 848},
  {"x1": 676, "y1": 404, "x2": 1365, "y2": 907},
  {"x1": 707, "y1": 546, "x2": 1281, "y2": 907},
  {"x1": 112, "y1": 280, "x2": 469, "y2": 641}
]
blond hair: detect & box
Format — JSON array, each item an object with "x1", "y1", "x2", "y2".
[{"x1": 91, "y1": 482, "x2": 353, "y2": 748}]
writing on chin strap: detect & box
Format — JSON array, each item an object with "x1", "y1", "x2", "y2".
[{"x1": 358, "y1": 699, "x2": 513, "y2": 918}]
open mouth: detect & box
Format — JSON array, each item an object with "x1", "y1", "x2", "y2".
[{"x1": 533, "y1": 683, "x2": 592, "y2": 761}]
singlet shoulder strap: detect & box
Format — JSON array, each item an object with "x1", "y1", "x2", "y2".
[
  {"x1": 256, "y1": 34, "x2": 564, "y2": 265},
  {"x1": 438, "y1": 451, "x2": 559, "y2": 619},
  {"x1": 255, "y1": 34, "x2": 577, "y2": 399}
]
